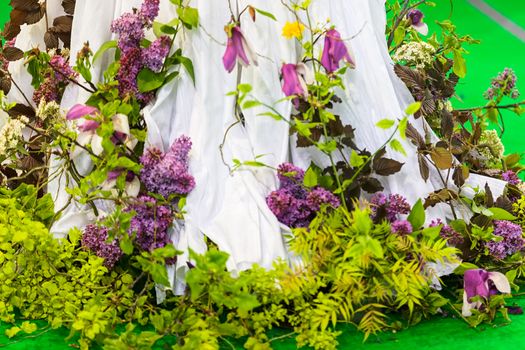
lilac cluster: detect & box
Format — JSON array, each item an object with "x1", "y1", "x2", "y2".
[
  {"x1": 266, "y1": 163, "x2": 340, "y2": 228},
  {"x1": 33, "y1": 54, "x2": 77, "y2": 104},
  {"x1": 370, "y1": 192, "x2": 411, "y2": 222},
  {"x1": 485, "y1": 220, "x2": 525, "y2": 260},
  {"x1": 484, "y1": 68, "x2": 520, "y2": 100},
  {"x1": 143, "y1": 36, "x2": 171, "y2": 72},
  {"x1": 391, "y1": 220, "x2": 413, "y2": 235},
  {"x1": 430, "y1": 218, "x2": 464, "y2": 246},
  {"x1": 127, "y1": 196, "x2": 175, "y2": 256},
  {"x1": 140, "y1": 135, "x2": 195, "y2": 199},
  {"x1": 110, "y1": 0, "x2": 169, "y2": 104},
  {"x1": 502, "y1": 170, "x2": 520, "y2": 186},
  {"x1": 82, "y1": 224, "x2": 123, "y2": 268}
]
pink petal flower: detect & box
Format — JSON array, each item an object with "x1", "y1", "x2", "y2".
[
  {"x1": 321, "y1": 29, "x2": 356, "y2": 74},
  {"x1": 281, "y1": 63, "x2": 305, "y2": 97},
  {"x1": 407, "y1": 9, "x2": 429, "y2": 36},
  {"x1": 78, "y1": 119, "x2": 100, "y2": 132},
  {"x1": 66, "y1": 104, "x2": 98, "y2": 120},
  {"x1": 223, "y1": 26, "x2": 257, "y2": 73},
  {"x1": 462, "y1": 269, "x2": 511, "y2": 316}
]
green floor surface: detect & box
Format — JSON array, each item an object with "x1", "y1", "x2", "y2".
[{"x1": 2, "y1": 296, "x2": 525, "y2": 349}]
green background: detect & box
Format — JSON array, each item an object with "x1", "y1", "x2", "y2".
[{"x1": 1, "y1": 1, "x2": 525, "y2": 349}]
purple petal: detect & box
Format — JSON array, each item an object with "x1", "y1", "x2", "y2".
[
  {"x1": 464, "y1": 269, "x2": 490, "y2": 300},
  {"x1": 78, "y1": 119, "x2": 100, "y2": 132},
  {"x1": 407, "y1": 9, "x2": 424, "y2": 26},
  {"x1": 232, "y1": 27, "x2": 250, "y2": 66},
  {"x1": 67, "y1": 104, "x2": 98, "y2": 120},
  {"x1": 108, "y1": 170, "x2": 122, "y2": 181},
  {"x1": 281, "y1": 64, "x2": 304, "y2": 97},
  {"x1": 223, "y1": 37, "x2": 237, "y2": 73},
  {"x1": 321, "y1": 29, "x2": 353, "y2": 73}
]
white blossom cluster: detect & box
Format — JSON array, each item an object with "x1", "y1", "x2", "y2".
[
  {"x1": 479, "y1": 129, "x2": 504, "y2": 167},
  {"x1": 393, "y1": 41, "x2": 436, "y2": 69},
  {"x1": 0, "y1": 116, "x2": 28, "y2": 155},
  {"x1": 36, "y1": 99, "x2": 62, "y2": 121}
]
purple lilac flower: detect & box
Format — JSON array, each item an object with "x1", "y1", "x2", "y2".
[
  {"x1": 386, "y1": 194, "x2": 411, "y2": 222},
  {"x1": 502, "y1": 170, "x2": 520, "y2": 186},
  {"x1": 320, "y1": 29, "x2": 355, "y2": 73},
  {"x1": 127, "y1": 195, "x2": 174, "y2": 254},
  {"x1": 486, "y1": 220, "x2": 525, "y2": 260},
  {"x1": 430, "y1": 219, "x2": 464, "y2": 246},
  {"x1": 33, "y1": 54, "x2": 77, "y2": 104},
  {"x1": 111, "y1": 12, "x2": 146, "y2": 52},
  {"x1": 143, "y1": 36, "x2": 171, "y2": 72},
  {"x1": 391, "y1": 220, "x2": 413, "y2": 235},
  {"x1": 49, "y1": 55, "x2": 77, "y2": 83},
  {"x1": 267, "y1": 163, "x2": 340, "y2": 228},
  {"x1": 140, "y1": 135, "x2": 196, "y2": 198},
  {"x1": 266, "y1": 188, "x2": 311, "y2": 228},
  {"x1": 277, "y1": 162, "x2": 305, "y2": 188},
  {"x1": 82, "y1": 224, "x2": 123, "y2": 268},
  {"x1": 33, "y1": 79, "x2": 60, "y2": 104},
  {"x1": 110, "y1": 0, "x2": 164, "y2": 104},
  {"x1": 140, "y1": 0, "x2": 160, "y2": 23},
  {"x1": 484, "y1": 68, "x2": 520, "y2": 100},
  {"x1": 370, "y1": 192, "x2": 411, "y2": 222},
  {"x1": 306, "y1": 187, "x2": 341, "y2": 212}
]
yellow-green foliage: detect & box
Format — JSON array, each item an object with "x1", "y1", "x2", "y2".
[{"x1": 286, "y1": 206, "x2": 459, "y2": 346}]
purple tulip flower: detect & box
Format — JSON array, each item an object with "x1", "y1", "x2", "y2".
[
  {"x1": 66, "y1": 104, "x2": 98, "y2": 121},
  {"x1": 407, "y1": 9, "x2": 429, "y2": 36},
  {"x1": 281, "y1": 63, "x2": 314, "y2": 107},
  {"x1": 320, "y1": 29, "x2": 356, "y2": 74},
  {"x1": 223, "y1": 26, "x2": 258, "y2": 73},
  {"x1": 462, "y1": 269, "x2": 511, "y2": 316}
]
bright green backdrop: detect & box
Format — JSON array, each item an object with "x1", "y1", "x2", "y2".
[{"x1": 0, "y1": 1, "x2": 525, "y2": 349}]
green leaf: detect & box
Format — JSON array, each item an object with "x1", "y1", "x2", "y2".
[
  {"x1": 20, "y1": 322, "x2": 37, "y2": 334},
  {"x1": 137, "y1": 68, "x2": 165, "y2": 92},
  {"x1": 93, "y1": 40, "x2": 118, "y2": 63},
  {"x1": 398, "y1": 117, "x2": 408, "y2": 140},
  {"x1": 255, "y1": 8, "x2": 277, "y2": 21},
  {"x1": 174, "y1": 55, "x2": 195, "y2": 84},
  {"x1": 304, "y1": 167, "x2": 318, "y2": 188},
  {"x1": 454, "y1": 262, "x2": 479, "y2": 275},
  {"x1": 350, "y1": 150, "x2": 365, "y2": 168},
  {"x1": 177, "y1": 7, "x2": 199, "y2": 28},
  {"x1": 487, "y1": 207, "x2": 517, "y2": 221},
  {"x1": 12, "y1": 230, "x2": 28, "y2": 243},
  {"x1": 405, "y1": 102, "x2": 422, "y2": 115},
  {"x1": 5, "y1": 326, "x2": 21, "y2": 339},
  {"x1": 376, "y1": 119, "x2": 395, "y2": 129},
  {"x1": 407, "y1": 199, "x2": 425, "y2": 230},
  {"x1": 452, "y1": 49, "x2": 467, "y2": 78},
  {"x1": 243, "y1": 100, "x2": 262, "y2": 109},
  {"x1": 389, "y1": 139, "x2": 406, "y2": 156}
]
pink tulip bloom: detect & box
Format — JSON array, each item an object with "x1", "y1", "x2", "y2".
[
  {"x1": 222, "y1": 26, "x2": 258, "y2": 73},
  {"x1": 321, "y1": 29, "x2": 356, "y2": 74}
]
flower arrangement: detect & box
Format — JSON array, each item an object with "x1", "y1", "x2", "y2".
[{"x1": 0, "y1": 0, "x2": 525, "y2": 349}]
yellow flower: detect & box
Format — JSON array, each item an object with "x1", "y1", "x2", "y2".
[{"x1": 282, "y1": 21, "x2": 305, "y2": 40}]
